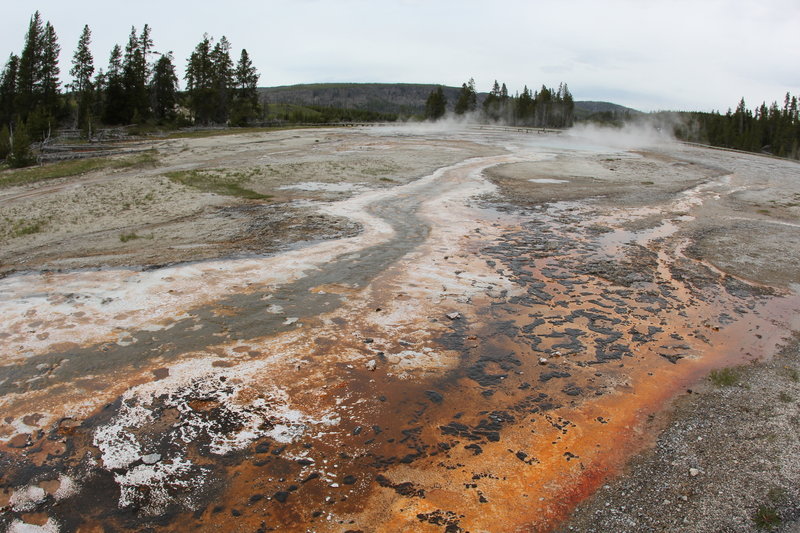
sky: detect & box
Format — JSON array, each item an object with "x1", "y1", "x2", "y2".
[{"x1": 1, "y1": 0, "x2": 798, "y2": 112}]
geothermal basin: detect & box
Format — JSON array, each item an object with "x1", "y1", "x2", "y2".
[{"x1": 1, "y1": 125, "x2": 800, "y2": 532}]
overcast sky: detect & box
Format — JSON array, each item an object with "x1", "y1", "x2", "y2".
[{"x1": 1, "y1": 0, "x2": 798, "y2": 112}]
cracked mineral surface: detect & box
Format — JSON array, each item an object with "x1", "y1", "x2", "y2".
[{"x1": 1, "y1": 124, "x2": 799, "y2": 532}]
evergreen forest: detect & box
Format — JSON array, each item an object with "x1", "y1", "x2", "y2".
[
  {"x1": 425, "y1": 78, "x2": 576, "y2": 128},
  {"x1": 0, "y1": 12, "x2": 263, "y2": 167},
  {"x1": 675, "y1": 96, "x2": 800, "y2": 159}
]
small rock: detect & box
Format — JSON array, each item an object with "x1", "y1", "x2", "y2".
[
  {"x1": 7, "y1": 433, "x2": 32, "y2": 448},
  {"x1": 539, "y1": 357, "x2": 548, "y2": 365},
  {"x1": 365, "y1": 360, "x2": 377, "y2": 371},
  {"x1": 141, "y1": 453, "x2": 161, "y2": 465},
  {"x1": 425, "y1": 390, "x2": 444, "y2": 403},
  {"x1": 446, "y1": 312, "x2": 461, "y2": 320},
  {"x1": 689, "y1": 468, "x2": 700, "y2": 477}
]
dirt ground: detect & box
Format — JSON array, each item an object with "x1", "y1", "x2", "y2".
[
  {"x1": 1, "y1": 125, "x2": 799, "y2": 532},
  {"x1": 0, "y1": 128, "x2": 499, "y2": 275}
]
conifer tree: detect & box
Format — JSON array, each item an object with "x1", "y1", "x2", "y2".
[
  {"x1": 15, "y1": 11, "x2": 45, "y2": 120},
  {"x1": 516, "y1": 85, "x2": 534, "y2": 125},
  {"x1": 210, "y1": 36, "x2": 234, "y2": 123},
  {"x1": 40, "y1": 22, "x2": 61, "y2": 118},
  {"x1": 15, "y1": 13, "x2": 61, "y2": 139},
  {"x1": 9, "y1": 121, "x2": 35, "y2": 168},
  {"x1": 231, "y1": 48, "x2": 260, "y2": 125},
  {"x1": 151, "y1": 53, "x2": 178, "y2": 122},
  {"x1": 122, "y1": 27, "x2": 146, "y2": 121},
  {"x1": 103, "y1": 45, "x2": 127, "y2": 124},
  {"x1": 70, "y1": 25, "x2": 95, "y2": 132},
  {"x1": 0, "y1": 124, "x2": 10, "y2": 160},
  {"x1": 185, "y1": 35, "x2": 214, "y2": 124},
  {"x1": 454, "y1": 78, "x2": 477, "y2": 115},
  {"x1": 70, "y1": 26, "x2": 94, "y2": 94},
  {"x1": 424, "y1": 86, "x2": 447, "y2": 120},
  {"x1": 0, "y1": 54, "x2": 19, "y2": 126}
]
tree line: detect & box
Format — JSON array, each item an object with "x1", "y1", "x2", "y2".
[
  {"x1": 0, "y1": 11, "x2": 262, "y2": 167},
  {"x1": 425, "y1": 78, "x2": 575, "y2": 128},
  {"x1": 675, "y1": 95, "x2": 800, "y2": 159}
]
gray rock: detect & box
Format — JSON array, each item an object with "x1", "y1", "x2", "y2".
[{"x1": 142, "y1": 453, "x2": 162, "y2": 465}]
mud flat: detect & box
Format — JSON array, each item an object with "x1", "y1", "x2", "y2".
[{"x1": 1, "y1": 125, "x2": 799, "y2": 532}]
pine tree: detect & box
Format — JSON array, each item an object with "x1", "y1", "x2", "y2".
[
  {"x1": 210, "y1": 36, "x2": 234, "y2": 123},
  {"x1": 516, "y1": 85, "x2": 534, "y2": 125},
  {"x1": 9, "y1": 121, "x2": 35, "y2": 168},
  {"x1": 70, "y1": 25, "x2": 94, "y2": 95},
  {"x1": 535, "y1": 85, "x2": 552, "y2": 127},
  {"x1": 151, "y1": 53, "x2": 178, "y2": 122},
  {"x1": 561, "y1": 82, "x2": 574, "y2": 127},
  {"x1": 15, "y1": 13, "x2": 61, "y2": 139},
  {"x1": 0, "y1": 54, "x2": 19, "y2": 126},
  {"x1": 185, "y1": 35, "x2": 214, "y2": 124},
  {"x1": 122, "y1": 26, "x2": 146, "y2": 121},
  {"x1": 103, "y1": 45, "x2": 127, "y2": 124},
  {"x1": 0, "y1": 124, "x2": 11, "y2": 160},
  {"x1": 454, "y1": 78, "x2": 477, "y2": 115},
  {"x1": 424, "y1": 86, "x2": 446, "y2": 120},
  {"x1": 40, "y1": 22, "x2": 61, "y2": 118},
  {"x1": 70, "y1": 25, "x2": 95, "y2": 132},
  {"x1": 15, "y1": 11, "x2": 45, "y2": 120},
  {"x1": 482, "y1": 80, "x2": 502, "y2": 121},
  {"x1": 231, "y1": 48, "x2": 260, "y2": 126}
]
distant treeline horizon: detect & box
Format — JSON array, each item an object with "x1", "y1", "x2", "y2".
[{"x1": 0, "y1": 11, "x2": 797, "y2": 167}]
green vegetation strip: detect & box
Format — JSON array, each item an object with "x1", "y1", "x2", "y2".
[
  {"x1": 165, "y1": 125, "x2": 318, "y2": 140},
  {"x1": 165, "y1": 168, "x2": 272, "y2": 199},
  {"x1": 0, "y1": 151, "x2": 159, "y2": 189}
]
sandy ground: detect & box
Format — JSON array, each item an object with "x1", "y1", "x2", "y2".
[{"x1": 0, "y1": 124, "x2": 799, "y2": 532}]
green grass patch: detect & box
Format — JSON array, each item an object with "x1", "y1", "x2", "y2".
[
  {"x1": 0, "y1": 150, "x2": 159, "y2": 190},
  {"x1": 165, "y1": 168, "x2": 272, "y2": 200},
  {"x1": 778, "y1": 391, "x2": 793, "y2": 402},
  {"x1": 119, "y1": 232, "x2": 140, "y2": 242},
  {"x1": 752, "y1": 504, "x2": 781, "y2": 529},
  {"x1": 709, "y1": 367, "x2": 740, "y2": 387},
  {"x1": 13, "y1": 220, "x2": 44, "y2": 237}
]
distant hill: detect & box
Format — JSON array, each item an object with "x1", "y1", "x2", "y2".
[
  {"x1": 572, "y1": 100, "x2": 642, "y2": 120},
  {"x1": 259, "y1": 83, "x2": 639, "y2": 119},
  {"x1": 259, "y1": 83, "x2": 463, "y2": 116}
]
